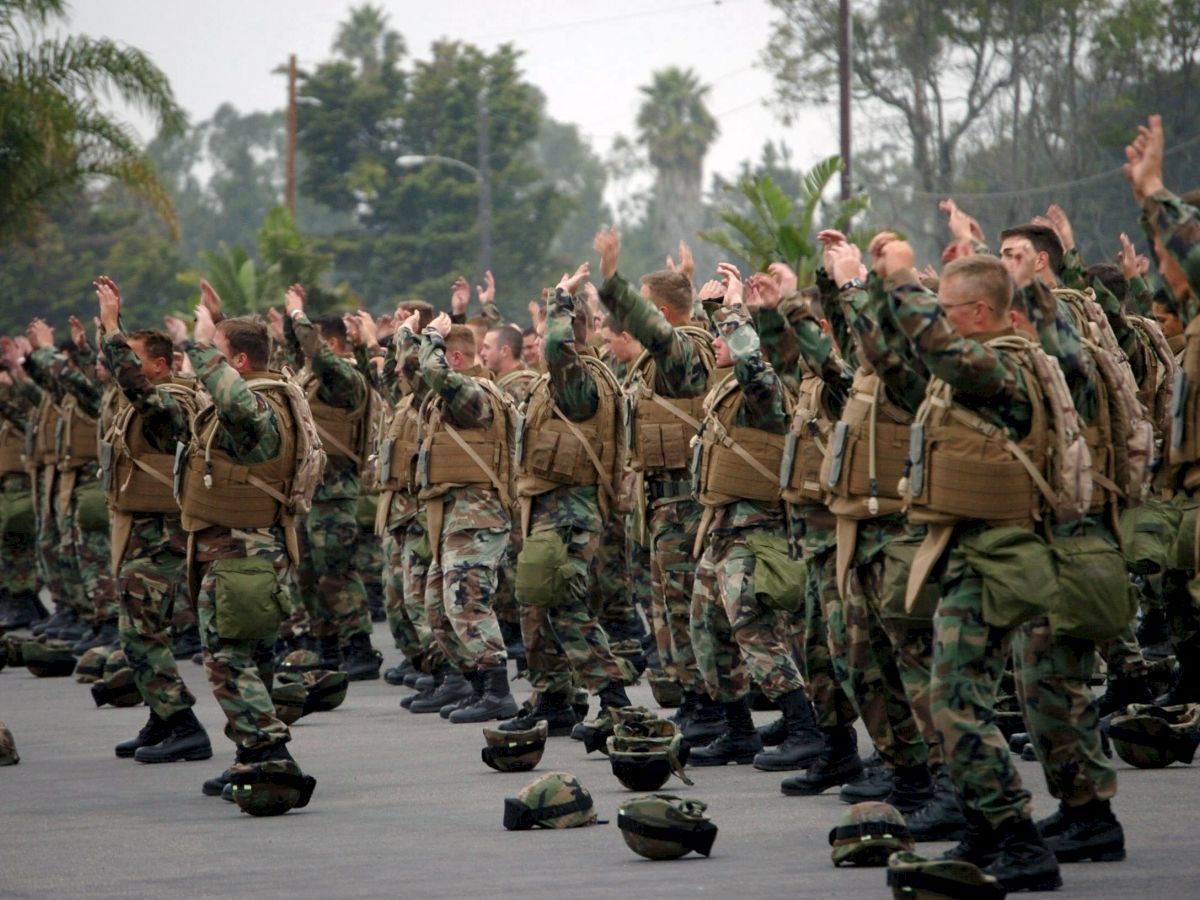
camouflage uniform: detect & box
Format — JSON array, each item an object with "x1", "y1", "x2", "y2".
[
  {"x1": 0, "y1": 387, "x2": 40, "y2": 606},
  {"x1": 494, "y1": 366, "x2": 538, "y2": 637}
]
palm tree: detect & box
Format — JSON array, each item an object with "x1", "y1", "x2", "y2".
[
  {"x1": 333, "y1": 3, "x2": 404, "y2": 80},
  {"x1": 635, "y1": 67, "x2": 718, "y2": 253},
  {"x1": 0, "y1": 0, "x2": 185, "y2": 243}
]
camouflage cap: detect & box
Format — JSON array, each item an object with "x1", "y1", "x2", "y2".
[
  {"x1": 229, "y1": 758, "x2": 317, "y2": 817},
  {"x1": 24, "y1": 639, "x2": 78, "y2": 678},
  {"x1": 74, "y1": 645, "x2": 113, "y2": 683},
  {"x1": 482, "y1": 720, "x2": 548, "y2": 773},
  {"x1": 617, "y1": 794, "x2": 717, "y2": 860},
  {"x1": 829, "y1": 802, "x2": 914, "y2": 867},
  {"x1": 277, "y1": 649, "x2": 324, "y2": 684},
  {"x1": 91, "y1": 664, "x2": 143, "y2": 708},
  {"x1": 503, "y1": 772, "x2": 600, "y2": 830},
  {"x1": 608, "y1": 733, "x2": 693, "y2": 791},
  {"x1": 1108, "y1": 703, "x2": 1200, "y2": 768},
  {"x1": 302, "y1": 670, "x2": 348, "y2": 713},
  {"x1": 0, "y1": 720, "x2": 18, "y2": 766},
  {"x1": 647, "y1": 670, "x2": 683, "y2": 709},
  {"x1": 886, "y1": 850, "x2": 1006, "y2": 899},
  {"x1": 271, "y1": 681, "x2": 311, "y2": 726}
]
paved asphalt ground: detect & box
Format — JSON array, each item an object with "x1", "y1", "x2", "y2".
[{"x1": 1, "y1": 642, "x2": 1197, "y2": 900}]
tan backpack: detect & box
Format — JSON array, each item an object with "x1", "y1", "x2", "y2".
[{"x1": 246, "y1": 375, "x2": 328, "y2": 519}]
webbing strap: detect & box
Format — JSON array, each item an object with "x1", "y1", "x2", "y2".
[
  {"x1": 830, "y1": 821, "x2": 911, "y2": 843},
  {"x1": 442, "y1": 422, "x2": 505, "y2": 497},
  {"x1": 313, "y1": 421, "x2": 362, "y2": 466},
  {"x1": 550, "y1": 399, "x2": 614, "y2": 502},
  {"x1": 616, "y1": 813, "x2": 717, "y2": 856},
  {"x1": 127, "y1": 453, "x2": 175, "y2": 490},
  {"x1": 708, "y1": 419, "x2": 779, "y2": 484},
  {"x1": 944, "y1": 404, "x2": 1057, "y2": 506},
  {"x1": 647, "y1": 389, "x2": 702, "y2": 431}
]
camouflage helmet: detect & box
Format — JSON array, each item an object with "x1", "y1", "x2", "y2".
[
  {"x1": 1108, "y1": 703, "x2": 1200, "y2": 768},
  {"x1": 609, "y1": 639, "x2": 644, "y2": 683},
  {"x1": 302, "y1": 670, "x2": 348, "y2": 713},
  {"x1": 91, "y1": 655, "x2": 143, "y2": 708},
  {"x1": 271, "y1": 681, "x2": 311, "y2": 726},
  {"x1": 104, "y1": 648, "x2": 130, "y2": 675},
  {"x1": 4, "y1": 633, "x2": 26, "y2": 667},
  {"x1": 617, "y1": 794, "x2": 718, "y2": 860},
  {"x1": 482, "y1": 720, "x2": 548, "y2": 773},
  {"x1": 647, "y1": 670, "x2": 683, "y2": 708},
  {"x1": 228, "y1": 759, "x2": 317, "y2": 817},
  {"x1": 277, "y1": 649, "x2": 324, "y2": 684},
  {"x1": 886, "y1": 850, "x2": 1006, "y2": 899},
  {"x1": 0, "y1": 720, "x2": 17, "y2": 765},
  {"x1": 503, "y1": 771, "x2": 600, "y2": 830},
  {"x1": 829, "y1": 802, "x2": 914, "y2": 867},
  {"x1": 24, "y1": 639, "x2": 78, "y2": 678},
  {"x1": 74, "y1": 645, "x2": 113, "y2": 683},
  {"x1": 608, "y1": 732, "x2": 693, "y2": 792}
]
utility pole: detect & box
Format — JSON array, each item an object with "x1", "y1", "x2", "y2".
[
  {"x1": 838, "y1": 0, "x2": 852, "y2": 201},
  {"x1": 476, "y1": 85, "x2": 493, "y2": 278},
  {"x1": 286, "y1": 53, "x2": 297, "y2": 218}
]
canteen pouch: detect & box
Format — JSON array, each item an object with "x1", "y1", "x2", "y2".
[
  {"x1": 879, "y1": 532, "x2": 940, "y2": 622},
  {"x1": 745, "y1": 531, "x2": 807, "y2": 613},
  {"x1": 515, "y1": 530, "x2": 571, "y2": 608},
  {"x1": 75, "y1": 478, "x2": 109, "y2": 532},
  {"x1": 0, "y1": 488, "x2": 35, "y2": 536},
  {"x1": 1049, "y1": 533, "x2": 1137, "y2": 641},
  {"x1": 99, "y1": 440, "x2": 115, "y2": 491},
  {"x1": 1119, "y1": 500, "x2": 1181, "y2": 575},
  {"x1": 958, "y1": 526, "x2": 1057, "y2": 630},
  {"x1": 211, "y1": 556, "x2": 292, "y2": 641}
]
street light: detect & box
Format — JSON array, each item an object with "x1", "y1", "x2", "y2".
[{"x1": 396, "y1": 153, "x2": 493, "y2": 278}]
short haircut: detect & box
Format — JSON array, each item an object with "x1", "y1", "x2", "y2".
[
  {"x1": 640, "y1": 270, "x2": 694, "y2": 317},
  {"x1": 313, "y1": 313, "x2": 348, "y2": 343},
  {"x1": 1153, "y1": 288, "x2": 1179, "y2": 316},
  {"x1": 523, "y1": 326, "x2": 538, "y2": 339},
  {"x1": 602, "y1": 314, "x2": 630, "y2": 334},
  {"x1": 445, "y1": 324, "x2": 476, "y2": 358},
  {"x1": 487, "y1": 325, "x2": 523, "y2": 359},
  {"x1": 127, "y1": 329, "x2": 173, "y2": 366},
  {"x1": 941, "y1": 255, "x2": 1014, "y2": 318},
  {"x1": 999, "y1": 224, "x2": 1064, "y2": 274},
  {"x1": 1085, "y1": 263, "x2": 1129, "y2": 304},
  {"x1": 399, "y1": 300, "x2": 435, "y2": 331},
  {"x1": 216, "y1": 316, "x2": 270, "y2": 369}
]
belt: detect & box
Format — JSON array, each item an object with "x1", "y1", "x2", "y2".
[{"x1": 646, "y1": 478, "x2": 693, "y2": 500}]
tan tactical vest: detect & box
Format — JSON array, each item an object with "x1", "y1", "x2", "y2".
[
  {"x1": 378, "y1": 391, "x2": 423, "y2": 494},
  {"x1": 418, "y1": 371, "x2": 512, "y2": 504},
  {"x1": 31, "y1": 393, "x2": 61, "y2": 467},
  {"x1": 178, "y1": 373, "x2": 297, "y2": 532},
  {"x1": 695, "y1": 371, "x2": 790, "y2": 508},
  {"x1": 103, "y1": 379, "x2": 196, "y2": 515},
  {"x1": 781, "y1": 370, "x2": 834, "y2": 505},
  {"x1": 626, "y1": 326, "x2": 715, "y2": 474},
  {"x1": 0, "y1": 416, "x2": 25, "y2": 475},
  {"x1": 496, "y1": 367, "x2": 540, "y2": 408},
  {"x1": 57, "y1": 394, "x2": 99, "y2": 469},
  {"x1": 819, "y1": 368, "x2": 911, "y2": 520},
  {"x1": 300, "y1": 368, "x2": 368, "y2": 465}
]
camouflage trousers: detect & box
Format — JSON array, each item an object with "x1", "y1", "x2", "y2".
[
  {"x1": 1013, "y1": 616, "x2": 1116, "y2": 806},
  {"x1": 690, "y1": 527, "x2": 805, "y2": 703},
  {"x1": 0, "y1": 473, "x2": 39, "y2": 598},
  {"x1": 38, "y1": 466, "x2": 84, "y2": 616},
  {"x1": 803, "y1": 549, "x2": 860, "y2": 729},
  {"x1": 626, "y1": 514, "x2": 655, "y2": 629},
  {"x1": 195, "y1": 549, "x2": 290, "y2": 752},
  {"x1": 426, "y1": 522, "x2": 509, "y2": 672},
  {"x1": 492, "y1": 521, "x2": 522, "y2": 627},
  {"x1": 647, "y1": 494, "x2": 704, "y2": 693},
  {"x1": 518, "y1": 525, "x2": 624, "y2": 694},
  {"x1": 66, "y1": 481, "x2": 119, "y2": 624},
  {"x1": 354, "y1": 525, "x2": 385, "y2": 621},
  {"x1": 878, "y1": 616, "x2": 943, "y2": 767},
  {"x1": 116, "y1": 516, "x2": 197, "y2": 719},
  {"x1": 298, "y1": 496, "x2": 372, "y2": 642},
  {"x1": 591, "y1": 510, "x2": 641, "y2": 635},
  {"x1": 384, "y1": 521, "x2": 441, "y2": 673},
  {"x1": 1097, "y1": 621, "x2": 1149, "y2": 680},
  {"x1": 931, "y1": 542, "x2": 1031, "y2": 827}
]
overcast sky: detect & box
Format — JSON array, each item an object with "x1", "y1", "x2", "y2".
[{"x1": 66, "y1": 0, "x2": 838, "y2": 199}]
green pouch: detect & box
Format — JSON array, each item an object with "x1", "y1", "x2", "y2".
[
  {"x1": 745, "y1": 531, "x2": 807, "y2": 613},
  {"x1": 212, "y1": 556, "x2": 292, "y2": 641},
  {"x1": 878, "y1": 534, "x2": 940, "y2": 622},
  {"x1": 75, "y1": 478, "x2": 109, "y2": 532},
  {"x1": 1050, "y1": 534, "x2": 1137, "y2": 641},
  {"x1": 0, "y1": 489, "x2": 36, "y2": 536},
  {"x1": 411, "y1": 530, "x2": 432, "y2": 563},
  {"x1": 356, "y1": 492, "x2": 379, "y2": 530},
  {"x1": 1172, "y1": 498, "x2": 1200, "y2": 572},
  {"x1": 959, "y1": 526, "x2": 1057, "y2": 630},
  {"x1": 1120, "y1": 500, "x2": 1182, "y2": 575},
  {"x1": 515, "y1": 530, "x2": 571, "y2": 608}
]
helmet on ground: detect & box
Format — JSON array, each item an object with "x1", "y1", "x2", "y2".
[
  {"x1": 886, "y1": 850, "x2": 1006, "y2": 899},
  {"x1": 24, "y1": 639, "x2": 78, "y2": 678},
  {"x1": 302, "y1": 670, "x2": 348, "y2": 713},
  {"x1": 503, "y1": 772, "x2": 599, "y2": 830},
  {"x1": 74, "y1": 645, "x2": 113, "y2": 683},
  {"x1": 1108, "y1": 703, "x2": 1200, "y2": 768},
  {"x1": 91, "y1": 659, "x2": 143, "y2": 708},
  {"x1": 104, "y1": 648, "x2": 130, "y2": 675},
  {"x1": 277, "y1": 649, "x2": 324, "y2": 683},
  {"x1": 4, "y1": 633, "x2": 26, "y2": 667},
  {"x1": 0, "y1": 720, "x2": 18, "y2": 765},
  {"x1": 608, "y1": 733, "x2": 693, "y2": 791},
  {"x1": 271, "y1": 681, "x2": 310, "y2": 725},
  {"x1": 482, "y1": 720, "x2": 548, "y2": 773},
  {"x1": 228, "y1": 759, "x2": 317, "y2": 817},
  {"x1": 829, "y1": 802, "x2": 914, "y2": 867},
  {"x1": 647, "y1": 670, "x2": 683, "y2": 709},
  {"x1": 617, "y1": 794, "x2": 717, "y2": 860}
]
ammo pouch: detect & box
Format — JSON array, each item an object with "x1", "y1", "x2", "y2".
[
  {"x1": 958, "y1": 526, "x2": 1057, "y2": 630},
  {"x1": 515, "y1": 531, "x2": 572, "y2": 608},
  {"x1": 745, "y1": 532, "x2": 807, "y2": 613},
  {"x1": 211, "y1": 556, "x2": 292, "y2": 641},
  {"x1": 0, "y1": 488, "x2": 35, "y2": 536},
  {"x1": 1049, "y1": 533, "x2": 1137, "y2": 642},
  {"x1": 878, "y1": 533, "x2": 940, "y2": 622},
  {"x1": 1119, "y1": 500, "x2": 1181, "y2": 575},
  {"x1": 75, "y1": 477, "x2": 109, "y2": 532}
]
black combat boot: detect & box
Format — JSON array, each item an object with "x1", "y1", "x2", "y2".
[
  {"x1": 981, "y1": 817, "x2": 1064, "y2": 892},
  {"x1": 838, "y1": 761, "x2": 893, "y2": 802},
  {"x1": 401, "y1": 670, "x2": 441, "y2": 710},
  {"x1": 779, "y1": 726, "x2": 864, "y2": 795},
  {"x1": 341, "y1": 633, "x2": 383, "y2": 682},
  {"x1": 55, "y1": 613, "x2": 89, "y2": 642},
  {"x1": 71, "y1": 618, "x2": 118, "y2": 656},
  {"x1": 1097, "y1": 673, "x2": 1154, "y2": 718},
  {"x1": 689, "y1": 699, "x2": 764, "y2": 767},
  {"x1": 941, "y1": 809, "x2": 1000, "y2": 867},
  {"x1": 172, "y1": 624, "x2": 202, "y2": 659},
  {"x1": 1037, "y1": 798, "x2": 1125, "y2": 863},
  {"x1": 0, "y1": 590, "x2": 49, "y2": 631},
  {"x1": 410, "y1": 669, "x2": 474, "y2": 713},
  {"x1": 32, "y1": 603, "x2": 73, "y2": 636},
  {"x1": 669, "y1": 690, "x2": 698, "y2": 730},
  {"x1": 134, "y1": 708, "x2": 214, "y2": 763},
  {"x1": 499, "y1": 691, "x2": 579, "y2": 736},
  {"x1": 384, "y1": 658, "x2": 417, "y2": 686},
  {"x1": 753, "y1": 687, "x2": 824, "y2": 771},
  {"x1": 1157, "y1": 637, "x2": 1200, "y2": 705},
  {"x1": 318, "y1": 633, "x2": 342, "y2": 669},
  {"x1": 681, "y1": 691, "x2": 726, "y2": 745},
  {"x1": 203, "y1": 763, "x2": 236, "y2": 797},
  {"x1": 884, "y1": 762, "x2": 936, "y2": 814},
  {"x1": 115, "y1": 710, "x2": 171, "y2": 759},
  {"x1": 441, "y1": 670, "x2": 483, "y2": 718},
  {"x1": 449, "y1": 667, "x2": 519, "y2": 723},
  {"x1": 756, "y1": 716, "x2": 788, "y2": 746},
  {"x1": 907, "y1": 766, "x2": 968, "y2": 841}
]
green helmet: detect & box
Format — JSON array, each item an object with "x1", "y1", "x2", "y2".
[
  {"x1": 828, "y1": 802, "x2": 914, "y2": 867},
  {"x1": 482, "y1": 720, "x2": 548, "y2": 773},
  {"x1": 1108, "y1": 703, "x2": 1200, "y2": 768},
  {"x1": 74, "y1": 645, "x2": 113, "y2": 683},
  {"x1": 302, "y1": 670, "x2": 348, "y2": 713},
  {"x1": 617, "y1": 794, "x2": 717, "y2": 860},
  {"x1": 271, "y1": 681, "x2": 311, "y2": 726},
  {"x1": 608, "y1": 732, "x2": 693, "y2": 792},
  {"x1": 886, "y1": 850, "x2": 1006, "y2": 899},
  {"x1": 24, "y1": 639, "x2": 77, "y2": 678},
  {"x1": 104, "y1": 648, "x2": 129, "y2": 675},
  {"x1": 0, "y1": 720, "x2": 18, "y2": 766},
  {"x1": 647, "y1": 670, "x2": 683, "y2": 708},
  {"x1": 277, "y1": 649, "x2": 324, "y2": 684},
  {"x1": 4, "y1": 633, "x2": 26, "y2": 667},
  {"x1": 228, "y1": 759, "x2": 317, "y2": 817},
  {"x1": 503, "y1": 772, "x2": 599, "y2": 830},
  {"x1": 91, "y1": 656, "x2": 143, "y2": 708}
]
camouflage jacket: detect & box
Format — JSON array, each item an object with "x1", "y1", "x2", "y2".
[
  {"x1": 27, "y1": 346, "x2": 102, "y2": 417},
  {"x1": 102, "y1": 333, "x2": 192, "y2": 456},
  {"x1": 1023, "y1": 279, "x2": 1100, "y2": 424},
  {"x1": 1143, "y1": 189, "x2": 1200, "y2": 323}
]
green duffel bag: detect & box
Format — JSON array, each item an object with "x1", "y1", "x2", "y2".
[
  {"x1": 745, "y1": 532, "x2": 807, "y2": 613},
  {"x1": 356, "y1": 492, "x2": 379, "y2": 530},
  {"x1": 211, "y1": 556, "x2": 292, "y2": 641},
  {"x1": 1120, "y1": 500, "x2": 1182, "y2": 575},
  {"x1": 0, "y1": 488, "x2": 35, "y2": 536},
  {"x1": 958, "y1": 526, "x2": 1057, "y2": 630},
  {"x1": 1049, "y1": 533, "x2": 1138, "y2": 641},
  {"x1": 878, "y1": 533, "x2": 941, "y2": 622},
  {"x1": 515, "y1": 530, "x2": 572, "y2": 608},
  {"x1": 75, "y1": 478, "x2": 110, "y2": 532}
]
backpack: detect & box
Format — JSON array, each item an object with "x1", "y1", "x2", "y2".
[
  {"x1": 1128, "y1": 314, "x2": 1178, "y2": 443},
  {"x1": 247, "y1": 374, "x2": 328, "y2": 518}
]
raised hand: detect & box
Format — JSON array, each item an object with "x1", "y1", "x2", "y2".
[
  {"x1": 476, "y1": 270, "x2": 496, "y2": 306},
  {"x1": 450, "y1": 277, "x2": 471, "y2": 317},
  {"x1": 556, "y1": 262, "x2": 591, "y2": 297},
  {"x1": 748, "y1": 273, "x2": 781, "y2": 310},
  {"x1": 27, "y1": 318, "x2": 53, "y2": 350},
  {"x1": 199, "y1": 279, "x2": 223, "y2": 321},
  {"x1": 869, "y1": 232, "x2": 915, "y2": 279},
  {"x1": 68, "y1": 315, "x2": 89, "y2": 351},
  {"x1": 828, "y1": 241, "x2": 868, "y2": 287},
  {"x1": 1124, "y1": 114, "x2": 1165, "y2": 203},
  {"x1": 429, "y1": 311, "x2": 452, "y2": 338},
  {"x1": 266, "y1": 307, "x2": 285, "y2": 343},
  {"x1": 716, "y1": 262, "x2": 743, "y2": 306},
  {"x1": 767, "y1": 261, "x2": 798, "y2": 295},
  {"x1": 193, "y1": 304, "x2": 216, "y2": 345},
  {"x1": 284, "y1": 284, "x2": 306, "y2": 317},
  {"x1": 938, "y1": 199, "x2": 984, "y2": 243},
  {"x1": 593, "y1": 228, "x2": 621, "y2": 281},
  {"x1": 94, "y1": 275, "x2": 122, "y2": 334},
  {"x1": 163, "y1": 315, "x2": 189, "y2": 345}
]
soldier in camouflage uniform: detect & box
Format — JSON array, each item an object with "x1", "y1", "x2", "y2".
[
  {"x1": 0, "y1": 356, "x2": 45, "y2": 630},
  {"x1": 94, "y1": 276, "x2": 213, "y2": 764}
]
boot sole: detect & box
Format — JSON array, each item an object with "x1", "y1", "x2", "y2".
[
  {"x1": 1053, "y1": 842, "x2": 1126, "y2": 863},
  {"x1": 135, "y1": 745, "x2": 214, "y2": 764},
  {"x1": 752, "y1": 754, "x2": 821, "y2": 772},
  {"x1": 343, "y1": 670, "x2": 381, "y2": 682},
  {"x1": 689, "y1": 754, "x2": 760, "y2": 767},
  {"x1": 449, "y1": 702, "x2": 521, "y2": 724},
  {"x1": 997, "y1": 871, "x2": 1064, "y2": 892},
  {"x1": 115, "y1": 746, "x2": 141, "y2": 759}
]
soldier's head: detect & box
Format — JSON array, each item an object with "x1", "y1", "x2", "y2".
[
  {"x1": 466, "y1": 316, "x2": 490, "y2": 366},
  {"x1": 481, "y1": 325, "x2": 523, "y2": 376},
  {"x1": 444, "y1": 324, "x2": 476, "y2": 372},
  {"x1": 1153, "y1": 289, "x2": 1184, "y2": 339},
  {"x1": 640, "y1": 270, "x2": 694, "y2": 327},
  {"x1": 313, "y1": 314, "x2": 350, "y2": 356},
  {"x1": 214, "y1": 317, "x2": 271, "y2": 374},
  {"x1": 601, "y1": 315, "x2": 642, "y2": 363},
  {"x1": 398, "y1": 300, "x2": 435, "y2": 332},
  {"x1": 522, "y1": 327, "x2": 541, "y2": 366},
  {"x1": 999, "y1": 224, "x2": 1063, "y2": 287},
  {"x1": 1151, "y1": 235, "x2": 1194, "y2": 305},
  {"x1": 1086, "y1": 262, "x2": 1130, "y2": 305},
  {"x1": 126, "y1": 330, "x2": 174, "y2": 382},
  {"x1": 938, "y1": 255, "x2": 1015, "y2": 338}
]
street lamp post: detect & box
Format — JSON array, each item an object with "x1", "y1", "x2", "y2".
[{"x1": 396, "y1": 152, "x2": 493, "y2": 278}]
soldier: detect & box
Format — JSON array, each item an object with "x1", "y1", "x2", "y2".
[
  {"x1": 94, "y1": 276, "x2": 213, "y2": 764},
  {"x1": 0, "y1": 347, "x2": 46, "y2": 630}
]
